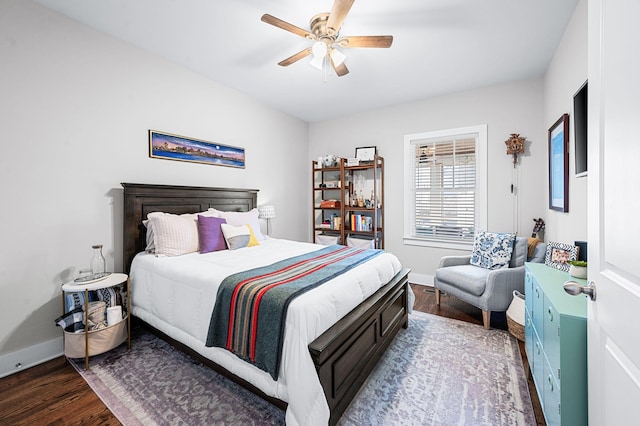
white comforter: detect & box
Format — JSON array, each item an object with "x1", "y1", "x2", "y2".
[{"x1": 130, "y1": 238, "x2": 403, "y2": 425}]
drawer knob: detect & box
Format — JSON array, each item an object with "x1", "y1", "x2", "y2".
[{"x1": 564, "y1": 280, "x2": 597, "y2": 301}]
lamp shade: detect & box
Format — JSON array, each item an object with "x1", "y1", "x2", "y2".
[{"x1": 258, "y1": 205, "x2": 276, "y2": 219}]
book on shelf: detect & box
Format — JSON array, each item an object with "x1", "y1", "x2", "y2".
[{"x1": 349, "y1": 214, "x2": 373, "y2": 232}]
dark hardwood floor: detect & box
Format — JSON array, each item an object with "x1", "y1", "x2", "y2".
[{"x1": 0, "y1": 283, "x2": 544, "y2": 425}]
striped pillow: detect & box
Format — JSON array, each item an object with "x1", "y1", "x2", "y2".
[
  {"x1": 147, "y1": 212, "x2": 199, "y2": 256},
  {"x1": 220, "y1": 223, "x2": 260, "y2": 250}
]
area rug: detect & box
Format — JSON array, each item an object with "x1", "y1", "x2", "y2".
[{"x1": 70, "y1": 312, "x2": 535, "y2": 425}]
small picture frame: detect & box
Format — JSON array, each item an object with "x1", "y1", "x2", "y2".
[
  {"x1": 355, "y1": 146, "x2": 377, "y2": 163},
  {"x1": 544, "y1": 241, "x2": 579, "y2": 272}
]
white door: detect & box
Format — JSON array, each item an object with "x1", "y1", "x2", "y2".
[{"x1": 585, "y1": 0, "x2": 640, "y2": 424}]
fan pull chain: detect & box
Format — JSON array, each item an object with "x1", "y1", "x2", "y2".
[{"x1": 322, "y1": 56, "x2": 328, "y2": 83}]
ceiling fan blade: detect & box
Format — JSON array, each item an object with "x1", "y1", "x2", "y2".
[
  {"x1": 330, "y1": 57, "x2": 350, "y2": 77},
  {"x1": 261, "y1": 14, "x2": 314, "y2": 39},
  {"x1": 326, "y1": 0, "x2": 355, "y2": 35},
  {"x1": 338, "y1": 35, "x2": 393, "y2": 48},
  {"x1": 278, "y1": 48, "x2": 313, "y2": 67}
]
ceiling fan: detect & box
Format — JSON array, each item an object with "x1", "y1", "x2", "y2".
[{"x1": 261, "y1": 0, "x2": 393, "y2": 77}]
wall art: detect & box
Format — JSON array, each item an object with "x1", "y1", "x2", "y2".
[
  {"x1": 149, "y1": 130, "x2": 245, "y2": 169},
  {"x1": 548, "y1": 114, "x2": 569, "y2": 211}
]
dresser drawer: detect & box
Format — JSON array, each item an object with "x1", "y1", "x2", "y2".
[
  {"x1": 543, "y1": 295, "x2": 561, "y2": 382},
  {"x1": 525, "y1": 270, "x2": 534, "y2": 315},
  {"x1": 524, "y1": 309, "x2": 534, "y2": 364},
  {"x1": 543, "y1": 355, "x2": 561, "y2": 426},
  {"x1": 532, "y1": 329, "x2": 545, "y2": 409},
  {"x1": 531, "y1": 280, "x2": 545, "y2": 336}
]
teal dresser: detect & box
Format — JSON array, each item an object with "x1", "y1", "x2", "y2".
[{"x1": 524, "y1": 262, "x2": 588, "y2": 426}]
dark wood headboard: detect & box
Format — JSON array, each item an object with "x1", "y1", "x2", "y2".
[{"x1": 121, "y1": 183, "x2": 258, "y2": 273}]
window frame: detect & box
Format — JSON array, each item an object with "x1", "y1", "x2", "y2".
[{"x1": 403, "y1": 125, "x2": 487, "y2": 250}]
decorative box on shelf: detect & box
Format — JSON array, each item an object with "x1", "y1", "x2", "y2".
[{"x1": 320, "y1": 200, "x2": 341, "y2": 208}]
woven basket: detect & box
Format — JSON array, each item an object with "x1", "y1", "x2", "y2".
[
  {"x1": 507, "y1": 315, "x2": 525, "y2": 341},
  {"x1": 506, "y1": 290, "x2": 525, "y2": 341}
]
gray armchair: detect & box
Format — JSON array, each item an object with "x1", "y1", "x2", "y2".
[{"x1": 434, "y1": 237, "x2": 546, "y2": 329}]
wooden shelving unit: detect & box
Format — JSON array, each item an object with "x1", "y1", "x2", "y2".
[{"x1": 312, "y1": 156, "x2": 384, "y2": 248}]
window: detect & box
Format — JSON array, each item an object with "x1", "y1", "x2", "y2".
[{"x1": 404, "y1": 125, "x2": 487, "y2": 249}]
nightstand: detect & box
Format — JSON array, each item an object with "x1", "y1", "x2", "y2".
[{"x1": 60, "y1": 272, "x2": 130, "y2": 369}]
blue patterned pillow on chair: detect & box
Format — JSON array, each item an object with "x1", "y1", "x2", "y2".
[{"x1": 470, "y1": 231, "x2": 516, "y2": 269}]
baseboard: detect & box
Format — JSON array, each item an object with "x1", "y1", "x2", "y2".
[
  {"x1": 0, "y1": 336, "x2": 63, "y2": 378},
  {"x1": 409, "y1": 272, "x2": 434, "y2": 287}
]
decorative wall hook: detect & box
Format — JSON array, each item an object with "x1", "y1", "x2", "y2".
[{"x1": 505, "y1": 133, "x2": 526, "y2": 167}]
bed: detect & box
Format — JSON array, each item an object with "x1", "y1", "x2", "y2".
[{"x1": 122, "y1": 183, "x2": 411, "y2": 425}]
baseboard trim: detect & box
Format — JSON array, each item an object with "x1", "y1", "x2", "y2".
[
  {"x1": 409, "y1": 272, "x2": 434, "y2": 287},
  {"x1": 0, "y1": 336, "x2": 63, "y2": 378}
]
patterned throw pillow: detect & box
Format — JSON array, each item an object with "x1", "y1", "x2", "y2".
[
  {"x1": 469, "y1": 231, "x2": 516, "y2": 269},
  {"x1": 220, "y1": 223, "x2": 260, "y2": 250}
]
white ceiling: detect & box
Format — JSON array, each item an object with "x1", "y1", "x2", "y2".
[{"x1": 35, "y1": 0, "x2": 578, "y2": 123}]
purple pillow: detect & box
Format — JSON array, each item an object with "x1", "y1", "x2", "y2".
[{"x1": 197, "y1": 215, "x2": 227, "y2": 253}]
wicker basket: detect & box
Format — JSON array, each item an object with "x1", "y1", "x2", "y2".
[
  {"x1": 506, "y1": 290, "x2": 525, "y2": 341},
  {"x1": 507, "y1": 314, "x2": 525, "y2": 341}
]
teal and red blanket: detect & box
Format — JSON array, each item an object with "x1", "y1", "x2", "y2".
[{"x1": 205, "y1": 244, "x2": 382, "y2": 379}]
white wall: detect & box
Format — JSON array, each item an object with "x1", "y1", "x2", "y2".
[
  {"x1": 309, "y1": 78, "x2": 547, "y2": 284},
  {"x1": 0, "y1": 0, "x2": 588, "y2": 375},
  {"x1": 543, "y1": 0, "x2": 588, "y2": 244},
  {"x1": 308, "y1": 0, "x2": 587, "y2": 284},
  {"x1": 0, "y1": 0, "x2": 308, "y2": 371}
]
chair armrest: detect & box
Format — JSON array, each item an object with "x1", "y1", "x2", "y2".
[
  {"x1": 483, "y1": 266, "x2": 526, "y2": 311},
  {"x1": 438, "y1": 255, "x2": 472, "y2": 268}
]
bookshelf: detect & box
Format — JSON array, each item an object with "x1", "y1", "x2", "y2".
[{"x1": 312, "y1": 155, "x2": 383, "y2": 248}]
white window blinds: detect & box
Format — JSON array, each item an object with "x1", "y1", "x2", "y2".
[{"x1": 412, "y1": 137, "x2": 476, "y2": 242}]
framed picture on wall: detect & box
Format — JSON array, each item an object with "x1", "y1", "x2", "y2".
[
  {"x1": 149, "y1": 130, "x2": 245, "y2": 169},
  {"x1": 548, "y1": 114, "x2": 569, "y2": 212}
]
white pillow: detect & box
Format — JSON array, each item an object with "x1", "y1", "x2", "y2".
[{"x1": 218, "y1": 208, "x2": 265, "y2": 241}]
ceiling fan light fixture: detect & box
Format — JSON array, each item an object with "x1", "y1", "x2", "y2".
[
  {"x1": 309, "y1": 54, "x2": 325, "y2": 70},
  {"x1": 329, "y1": 47, "x2": 346, "y2": 66},
  {"x1": 311, "y1": 40, "x2": 328, "y2": 58},
  {"x1": 262, "y1": 0, "x2": 390, "y2": 77}
]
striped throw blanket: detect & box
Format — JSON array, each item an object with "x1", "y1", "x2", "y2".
[{"x1": 205, "y1": 245, "x2": 382, "y2": 379}]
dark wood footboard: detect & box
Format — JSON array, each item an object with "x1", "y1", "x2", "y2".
[{"x1": 310, "y1": 268, "x2": 410, "y2": 426}]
